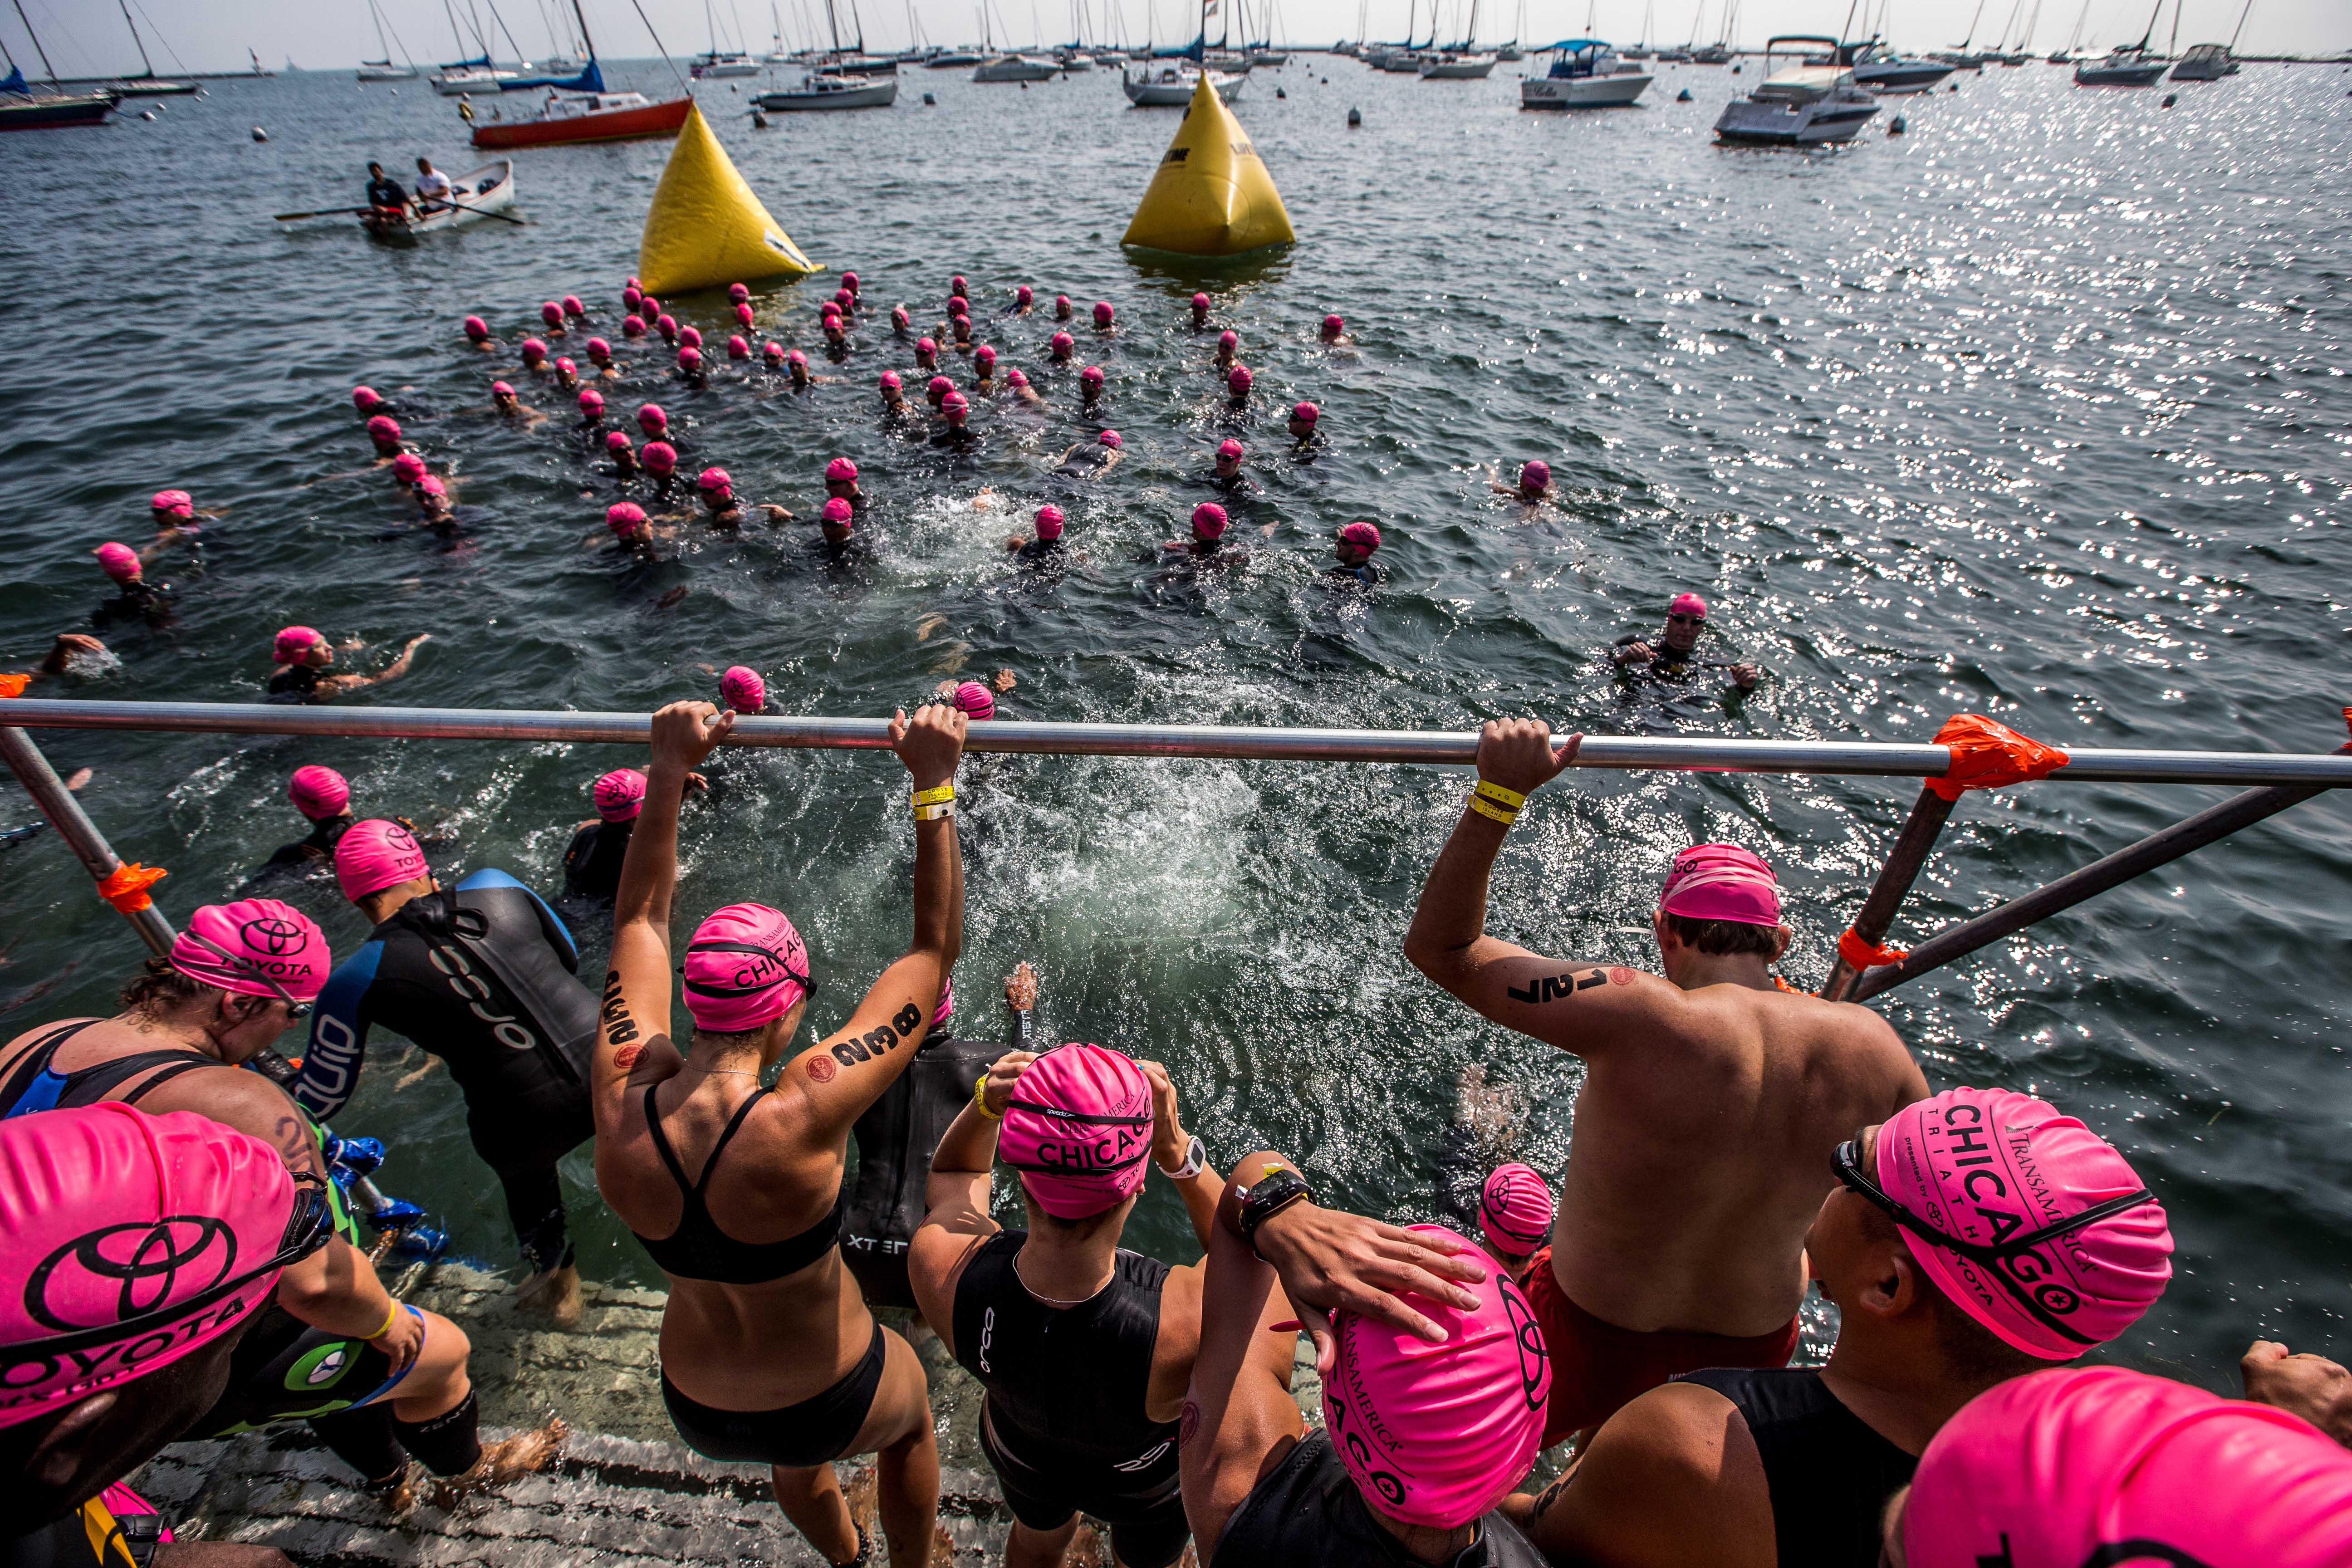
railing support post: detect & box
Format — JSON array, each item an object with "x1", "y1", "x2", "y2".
[
  {"x1": 0, "y1": 725, "x2": 176, "y2": 957},
  {"x1": 1819, "y1": 784, "x2": 1958, "y2": 1002}
]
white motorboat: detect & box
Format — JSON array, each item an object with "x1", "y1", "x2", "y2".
[
  {"x1": 1419, "y1": 51, "x2": 1496, "y2": 76},
  {"x1": 754, "y1": 71, "x2": 897, "y2": 106},
  {"x1": 693, "y1": 51, "x2": 762, "y2": 75},
  {"x1": 1840, "y1": 39, "x2": 1955, "y2": 92},
  {"x1": 2072, "y1": 44, "x2": 2164, "y2": 83},
  {"x1": 926, "y1": 48, "x2": 988, "y2": 65},
  {"x1": 1520, "y1": 38, "x2": 1651, "y2": 106},
  {"x1": 361, "y1": 158, "x2": 515, "y2": 240},
  {"x1": 1055, "y1": 46, "x2": 1095, "y2": 68},
  {"x1": 2167, "y1": 41, "x2": 2236, "y2": 79},
  {"x1": 1714, "y1": 35, "x2": 1880, "y2": 143},
  {"x1": 1249, "y1": 47, "x2": 1290, "y2": 64},
  {"x1": 434, "y1": 64, "x2": 518, "y2": 94},
  {"x1": 973, "y1": 52, "x2": 1059, "y2": 79},
  {"x1": 1121, "y1": 64, "x2": 1245, "y2": 102}
]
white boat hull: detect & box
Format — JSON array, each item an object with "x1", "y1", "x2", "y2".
[
  {"x1": 1521, "y1": 69, "x2": 1650, "y2": 105},
  {"x1": 1419, "y1": 54, "x2": 1497, "y2": 77},
  {"x1": 973, "y1": 54, "x2": 1059, "y2": 80},
  {"x1": 755, "y1": 75, "x2": 898, "y2": 107},
  {"x1": 1713, "y1": 90, "x2": 1878, "y2": 142},
  {"x1": 1122, "y1": 68, "x2": 1244, "y2": 103},
  {"x1": 356, "y1": 63, "x2": 419, "y2": 81},
  {"x1": 366, "y1": 159, "x2": 514, "y2": 238},
  {"x1": 433, "y1": 68, "x2": 515, "y2": 95},
  {"x1": 696, "y1": 60, "x2": 762, "y2": 78}
]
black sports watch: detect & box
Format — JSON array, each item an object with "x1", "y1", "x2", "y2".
[{"x1": 1235, "y1": 1165, "x2": 1314, "y2": 1254}]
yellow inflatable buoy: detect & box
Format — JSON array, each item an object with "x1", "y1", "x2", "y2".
[
  {"x1": 637, "y1": 103, "x2": 819, "y2": 296},
  {"x1": 1120, "y1": 74, "x2": 1294, "y2": 256}
]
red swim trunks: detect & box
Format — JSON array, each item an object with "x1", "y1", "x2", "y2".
[{"x1": 1524, "y1": 1247, "x2": 1801, "y2": 1449}]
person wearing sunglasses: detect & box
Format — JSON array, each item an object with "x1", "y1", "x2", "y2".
[
  {"x1": 292, "y1": 819, "x2": 600, "y2": 1329},
  {"x1": 593, "y1": 700, "x2": 967, "y2": 1568},
  {"x1": 1505, "y1": 1085, "x2": 2174, "y2": 1568},
  {"x1": 1405, "y1": 722, "x2": 1931, "y2": 1457},
  {"x1": 1612, "y1": 592, "x2": 1760, "y2": 691},
  {"x1": 0, "y1": 902, "x2": 557, "y2": 1506}
]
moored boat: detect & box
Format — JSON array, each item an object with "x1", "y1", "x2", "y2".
[
  {"x1": 1520, "y1": 38, "x2": 1651, "y2": 106},
  {"x1": 753, "y1": 71, "x2": 898, "y2": 107},
  {"x1": 2072, "y1": 44, "x2": 2165, "y2": 83},
  {"x1": 973, "y1": 52, "x2": 1059, "y2": 80},
  {"x1": 1714, "y1": 34, "x2": 1880, "y2": 144},
  {"x1": 470, "y1": 88, "x2": 692, "y2": 146},
  {"x1": 0, "y1": 68, "x2": 118, "y2": 130},
  {"x1": 2166, "y1": 40, "x2": 2236, "y2": 79},
  {"x1": 1122, "y1": 64, "x2": 1245, "y2": 102},
  {"x1": 1840, "y1": 39, "x2": 1954, "y2": 92},
  {"x1": 1419, "y1": 51, "x2": 1497, "y2": 76}
]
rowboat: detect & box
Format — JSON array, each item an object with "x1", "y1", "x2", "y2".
[
  {"x1": 360, "y1": 159, "x2": 516, "y2": 241},
  {"x1": 469, "y1": 89, "x2": 692, "y2": 148}
]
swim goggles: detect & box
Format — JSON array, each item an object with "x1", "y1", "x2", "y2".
[{"x1": 178, "y1": 929, "x2": 314, "y2": 1019}]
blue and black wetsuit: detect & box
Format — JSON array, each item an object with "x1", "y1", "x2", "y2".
[
  {"x1": 561, "y1": 818, "x2": 633, "y2": 902},
  {"x1": 295, "y1": 867, "x2": 597, "y2": 1274}
]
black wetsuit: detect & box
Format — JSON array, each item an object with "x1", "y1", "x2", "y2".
[
  {"x1": 1328, "y1": 561, "x2": 1381, "y2": 588},
  {"x1": 1671, "y1": 1367, "x2": 1916, "y2": 1568},
  {"x1": 951, "y1": 1231, "x2": 1189, "y2": 1568},
  {"x1": 294, "y1": 869, "x2": 596, "y2": 1274},
  {"x1": 1613, "y1": 631, "x2": 1731, "y2": 680},
  {"x1": 1014, "y1": 538, "x2": 1065, "y2": 564},
  {"x1": 92, "y1": 580, "x2": 171, "y2": 631},
  {"x1": 265, "y1": 664, "x2": 324, "y2": 704},
  {"x1": 560, "y1": 817, "x2": 633, "y2": 902},
  {"x1": 1214, "y1": 1430, "x2": 1547, "y2": 1568},
  {"x1": 262, "y1": 813, "x2": 355, "y2": 872}
]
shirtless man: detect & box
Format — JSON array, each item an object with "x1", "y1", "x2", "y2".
[{"x1": 1403, "y1": 718, "x2": 1929, "y2": 1449}]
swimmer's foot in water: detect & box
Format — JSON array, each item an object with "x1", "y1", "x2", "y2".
[
  {"x1": 428, "y1": 1416, "x2": 568, "y2": 1509},
  {"x1": 839, "y1": 1466, "x2": 879, "y2": 1564},
  {"x1": 514, "y1": 1263, "x2": 583, "y2": 1330},
  {"x1": 363, "y1": 1460, "x2": 423, "y2": 1516},
  {"x1": 1457, "y1": 1062, "x2": 1526, "y2": 1159}
]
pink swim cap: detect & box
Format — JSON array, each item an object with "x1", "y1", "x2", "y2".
[
  {"x1": 1323, "y1": 313, "x2": 1344, "y2": 335},
  {"x1": 879, "y1": 369, "x2": 902, "y2": 390},
  {"x1": 1007, "y1": 368, "x2": 1029, "y2": 387},
  {"x1": 643, "y1": 441, "x2": 677, "y2": 474},
  {"x1": 942, "y1": 392, "x2": 968, "y2": 415},
  {"x1": 636, "y1": 402, "x2": 667, "y2": 434},
  {"x1": 287, "y1": 764, "x2": 349, "y2": 819},
  {"x1": 1191, "y1": 502, "x2": 1228, "y2": 539},
  {"x1": 593, "y1": 767, "x2": 647, "y2": 822},
  {"x1": 1903, "y1": 1366, "x2": 2352, "y2": 1568},
  {"x1": 1017, "y1": 285, "x2": 1034, "y2": 304},
  {"x1": 492, "y1": 380, "x2": 516, "y2": 397},
  {"x1": 826, "y1": 457, "x2": 859, "y2": 484},
  {"x1": 727, "y1": 334, "x2": 749, "y2": 358},
  {"x1": 949, "y1": 295, "x2": 969, "y2": 317},
  {"x1": 788, "y1": 348, "x2": 808, "y2": 368},
  {"x1": 1092, "y1": 301, "x2": 1113, "y2": 325},
  {"x1": 587, "y1": 336, "x2": 611, "y2": 358},
  {"x1": 623, "y1": 286, "x2": 643, "y2": 309},
  {"x1": 841, "y1": 270, "x2": 859, "y2": 291},
  {"x1": 1669, "y1": 592, "x2": 1708, "y2": 618},
  {"x1": 678, "y1": 347, "x2": 702, "y2": 368},
  {"x1": 892, "y1": 305, "x2": 910, "y2": 326},
  {"x1": 680, "y1": 325, "x2": 702, "y2": 348},
  {"x1": 951, "y1": 680, "x2": 994, "y2": 720},
  {"x1": 1055, "y1": 294, "x2": 1070, "y2": 310},
  {"x1": 1034, "y1": 504, "x2": 1064, "y2": 540},
  {"x1": 563, "y1": 294, "x2": 583, "y2": 317},
  {"x1": 415, "y1": 475, "x2": 446, "y2": 498},
  {"x1": 1218, "y1": 329, "x2": 1238, "y2": 349},
  {"x1": 579, "y1": 389, "x2": 605, "y2": 413},
  {"x1": 682, "y1": 903, "x2": 811, "y2": 1034},
  {"x1": 728, "y1": 281, "x2": 750, "y2": 303},
  {"x1": 1050, "y1": 331, "x2": 1073, "y2": 354},
  {"x1": 928, "y1": 374, "x2": 954, "y2": 397},
  {"x1": 735, "y1": 304, "x2": 755, "y2": 330},
  {"x1": 1293, "y1": 402, "x2": 1319, "y2": 423},
  {"x1": 766, "y1": 342, "x2": 786, "y2": 362},
  {"x1": 541, "y1": 301, "x2": 563, "y2": 326},
  {"x1": 606, "y1": 430, "x2": 633, "y2": 453},
  {"x1": 822, "y1": 497, "x2": 853, "y2": 525},
  {"x1": 334, "y1": 819, "x2": 429, "y2": 902},
  {"x1": 975, "y1": 344, "x2": 997, "y2": 366},
  {"x1": 1217, "y1": 437, "x2": 1243, "y2": 460},
  {"x1": 1338, "y1": 520, "x2": 1381, "y2": 551},
  {"x1": 997, "y1": 1043, "x2": 1153, "y2": 1220},
  {"x1": 836, "y1": 289, "x2": 855, "y2": 311},
  {"x1": 365, "y1": 415, "x2": 401, "y2": 442},
  {"x1": 1192, "y1": 291, "x2": 1210, "y2": 311},
  {"x1": 463, "y1": 314, "x2": 490, "y2": 341},
  {"x1": 917, "y1": 336, "x2": 938, "y2": 355},
  {"x1": 271, "y1": 626, "x2": 322, "y2": 665},
  {"x1": 656, "y1": 314, "x2": 676, "y2": 338},
  {"x1": 1478, "y1": 1164, "x2": 1553, "y2": 1255},
  {"x1": 94, "y1": 542, "x2": 141, "y2": 582},
  {"x1": 720, "y1": 666, "x2": 766, "y2": 714},
  {"x1": 1097, "y1": 429, "x2": 1121, "y2": 448},
  {"x1": 392, "y1": 452, "x2": 427, "y2": 482},
  {"x1": 352, "y1": 385, "x2": 382, "y2": 411},
  {"x1": 522, "y1": 338, "x2": 548, "y2": 361},
  {"x1": 1080, "y1": 364, "x2": 1105, "y2": 387},
  {"x1": 1323, "y1": 1223, "x2": 1551, "y2": 1529},
  {"x1": 930, "y1": 975, "x2": 955, "y2": 1028},
  {"x1": 622, "y1": 316, "x2": 646, "y2": 337},
  {"x1": 170, "y1": 897, "x2": 332, "y2": 1004},
  {"x1": 607, "y1": 500, "x2": 648, "y2": 533},
  {"x1": 1519, "y1": 459, "x2": 1550, "y2": 490},
  {"x1": 1226, "y1": 365, "x2": 1252, "y2": 392},
  {"x1": 640, "y1": 294, "x2": 660, "y2": 318},
  {"x1": 1872, "y1": 1087, "x2": 2171, "y2": 1359},
  {"x1": 1658, "y1": 843, "x2": 1780, "y2": 926},
  {"x1": 152, "y1": 489, "x2": 194, "y2": 517},
  {"x1": 696, "y1": 466, "x2": 731, "y2": 494},
  {"x1": 0, "y1": 1102, "x2": 300, "y2": 1431}
]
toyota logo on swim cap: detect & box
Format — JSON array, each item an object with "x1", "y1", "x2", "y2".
[
  {"x1": 241, "y1": 915, "x2": 308, "y2": 956},
  {"x1": 25, "y1": 1216, "x2": 237, "y2": 1332}
]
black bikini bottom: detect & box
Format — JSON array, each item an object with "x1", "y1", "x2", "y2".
[{"x1": 660, "y1": 1320, "x2": 887, "y2": 1469}]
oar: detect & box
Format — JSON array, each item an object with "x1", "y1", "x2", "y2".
[
  {"x1": 273, "y1": 205, "x2": 375, "y2": 220},
  {"x1": 440, "y1": 196, "x2": 527, "y2": 225}
]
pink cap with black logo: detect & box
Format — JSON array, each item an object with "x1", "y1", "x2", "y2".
[{"x1": 996, "y1": 1043, "x2": 1152, "y2": 1219}]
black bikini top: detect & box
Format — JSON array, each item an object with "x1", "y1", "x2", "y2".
[{"x1": 631, "y1": 1083, "x2": 842, "y2": 1284}]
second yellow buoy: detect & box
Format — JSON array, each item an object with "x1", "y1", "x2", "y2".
[
  {"x1": 637, "y1": 103, "x2": 820, "y2": 296},
  {"x1": 1120, "y1": 75, "x2": 1295, "y2": 256}
]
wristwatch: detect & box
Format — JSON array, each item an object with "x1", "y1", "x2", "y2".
[
  {"x1": 1235, "y1": 1166, "x2": 1314, "y2": 1254},
  {"x1": 1161, "y1": 1133, "x2": 1207, "y2": 1181}
]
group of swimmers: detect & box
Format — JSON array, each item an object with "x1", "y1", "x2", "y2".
[{"x1": 7, "y1": 684, "x2": 2350, "y2": 1568}]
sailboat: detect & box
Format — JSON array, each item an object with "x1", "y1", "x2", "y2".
[
  {"x1": 758, "y1": 0, "x2": 900, "y2": 102},
  {"x1": 434, "y1": 0, "x2": 520, "y2": 93},
  {"x1": 359, "y1": 0, "x2": 421, "y2": 78},
  {"x1": 109, "y1": 1, "x2": 197, "y2": 95},
  {"x1": 1419, "y1": 0, "x2": 1497, "y2": 75},
  {"x1": 2072, "y1": 0, "x2": 2166, "y2": 82},
  {"x1": 692, "y1": 0, "x2": 762, "y2": 74},
  {"x1": 1123, "y1": 0, "x2": 1245, "y2": 101},
  {"x1": 0, "y1": 16, "x2": 118, "y2": 129},
  {"x1": 1620, "y1": 0, "x2": 1653, "y2": 56},
  {"x1": 974, "y1": 0, "x2": 1059, "y2": 78},
  {"x1": 470, "y1": 0, "x2": 693, "y2": 145}
]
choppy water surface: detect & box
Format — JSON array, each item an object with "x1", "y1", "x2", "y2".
[{"x1": 2, "y1": 59, "x2": 2347, "y2": 1396}]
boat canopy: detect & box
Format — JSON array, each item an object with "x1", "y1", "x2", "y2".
[
  {"x1": 1150, "y1": 32, "x2": 1206, "y2": 59},
  {"x1": 499, "y1": 59, "x2": 606, "y2": 91},
  {"x1": 1537, "y1": 37, "x2": 1611, "y2": 50},
  {"x1": 0, "y1": 66, "x2": 25, "y2": 94}
]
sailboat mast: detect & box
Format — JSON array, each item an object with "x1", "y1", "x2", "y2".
[
  {"x1": 12, "y1": 0, "x2": 59, "y2": 78},
  {"x1": 2166, "y1": 0, "x2": 2178, "y2": 54},
  {"x1": 119, "y1": 0, "x2": 156, "y2": 74},
  {"x1": 2226, "y1": 0, "x2": 2251, "y2": 49},
  {"x1": 570, "y1": 0, "x2": 598, "y2": 58}
]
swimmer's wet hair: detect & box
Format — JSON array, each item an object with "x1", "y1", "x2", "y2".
[
  {"x1": 1661, "y1": 912, "x2": 1781, "y2": 958},
  {"x1": 121, "y1": 956, "x2": 220, "y2": 1016}
]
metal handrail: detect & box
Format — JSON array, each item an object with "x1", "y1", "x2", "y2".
[{"x1": 7, "y1": 700, "x2": 2352, "y2": 787}]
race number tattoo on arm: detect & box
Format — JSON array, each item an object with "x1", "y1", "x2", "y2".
[
  {"x1": 828, "y1": 1003, "x2": 930, "y2": 1069},
  {"x1": 1529, "y1": 1470, "x2": 1575, "y2": 1519},
  {"x1": 1507, "y1": 967, "x2": 1610, "y2": 1005},
  {"x1": 601, "y1": 970, "x2": 640, "y2": 1046}
]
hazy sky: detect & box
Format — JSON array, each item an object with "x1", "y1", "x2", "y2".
[{"x1": 8, "y1": 0, "x2": 2342, "y2": 75}]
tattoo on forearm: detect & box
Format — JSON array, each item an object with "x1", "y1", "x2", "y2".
[
  {"x1": 1530, "y1": 1472, "x2": 1575, "y2": 1519},
  {"x1": 1507, "y1": 967, "x2": 1609, "y2": 1004},
  {"x1": 828, "y1": 1003, "x2": 927, "y2": 1069},
  {"x1": 601, "y1": 970, "x2": 640, "y2": 1046},
  {"x1": 1178, "y1": 1400, "x2": 1201, "y2": 1452}
]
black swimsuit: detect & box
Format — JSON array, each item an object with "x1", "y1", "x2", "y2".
[
  {"x1": 636, "y1": 1084, "x2": 882, "y2": 1470},
  {"x1": 1672, "y1": 1367, "x2": 1917, "y2": 1568},
  {"x1": 1215, "y1": 1429, "x2": 1547, "y2": 1568}
]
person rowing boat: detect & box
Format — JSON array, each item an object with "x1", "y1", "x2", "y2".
[{"x1": 364, "y1": 162, "x2": 413, "y2": 222}]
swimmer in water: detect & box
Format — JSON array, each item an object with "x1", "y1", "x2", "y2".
[
  {"x1": 1320, "y1": 311, "x2": 1351, "y2": 346},
  {"x1": 602, "y1": 501, "x2": 676, "y2": 557},
  {"x1": 823, "y1": 315, "x2": 848, "y2": 353},
  {"x1": 951, "y1": 271, "x2": 970, "y2": 300},
  {"x1": 1225, "y1": 364, "x2": 1254, "y2": 407},
  {"x1": 1051, "y1": 428, "x2": 1123, "y2": 478},
  {"x1": 656, "y1": 314, "x2": 678, "y2": 346},
  {"x1": 1079, "y1": 364, "x2": 1107, "y2": 413},
  {"x1": 1048, "y1": 331, "x2": 1074, "y2": 364},
  {"x1": 605, "y1": 430, "x2": 638, "y2": 478},
  {"x1": 641, "y1": 441, "x2": 681, "y2": 500},
  {"x1": 636, "y1": 402, "x2": 671, "y2": 443},
  {"x1": 260, "y1": 764, "x2": 360, "y2": 871},
  {"x1": 787, "y1": 350, "x2": 814, "y2": 391},
  {"x1": 1329, "y1": 519, "x2": 1382, "y2": 586},
  {"x1": 1054, "y1": 293, "x2": 1074, "y2": 322},
  {"x1": 818, "y1": 495, "x2": 856, "y2": 547},
  {"x1": 926, "y1": 374, "x2": 954, "y2": 412},
  {"x1": 1191, "y1": 290, "x2": 1212, "y2": 329},
  {"x1": 676, "y1": 347, "x2": 708, "y2": 390},
  {"x1": 1494, "y1": 458, "x2": 1555, "y2": 507},
  {"x1": 89, "y1": 541, "x2": 174, "y2": 629},
  {"x1": 1091, "y1": 300, "x2": 1116, "y2": 334},
  {"x1": 1204, "y1": 437, "x2": 1258, "y2": 497},
  {"x1": 1475, "y1": 1163, "x2": 1554, "y2": 1289},
  {"x1": 1009, "y1": 283, "x2": 1034, "y2": 315},
  {"x1": 891, "y1": 304, "x2": 911, "y2": 335},
  {"x1": 622, "y1": 314, "x2": 647, "y2": 340},
  {"x1": 266, "y1": 627, "x2": 429, "y2": 704},
  {"x1": 563, "y1": 294, "x2": 586, "y2": 323},
  {"x1": 464, "y1": 314, "x2": 496, "y2": 352},
  {"x1": 563, "y1": 766, "x2": 691, "y2": 902},
  {"x1": 951, "y1": 314, "x2": 974, "y2": 349},
  {"x1": 972, "y1": 344, "x2": 998, "y2": 388},
  {"x1": 1288, "y1": 401, "x2": 1322, "y2": 446},
  {"x1": 738, "y1": 301, "x2": 759, "y2": 334},
  {"x1": 696, "y1": 467, "x2": 792, "y2": 529},
  {"x1": 1612, "y1": 592, "x2": 1759, "y2": 690},
  {"x1": 351, "y1": 384, "x2": 408, "y2": 421},
  {"x1": 914, "y1": 336, "x2": 939, "y2": 371},
  {"x1": 491, "y1": 381, "x2": 547, "y2": 429},
  {"x1": 577, "y1": 388, "x2": 607, "y2": 437},
  {"x1": 540, "y1": 301, "x2": 568, "y2": 338},
  {"x1": 824, "y1": 457, "x2": 864, "y2": 511},
  {"x1": 1162, "y1": 503, "x2": 1247, "y2": 568},
  {"x1": 365, "y1": 415, "x2": 408, "y2": 461},
  {"x1": 390, "y1": 451, "x2": 428, "y2": 495},
  {"x1": 586, "y1": 336, "x2": 617, "y2": 377},
  {"x1": 878, "y1": 369, "x2": 911, "y2": 421},
  {"x1": 1005, "y1": 502, "x2": 1067, "y2": 561},
  {"x1": 553, "y1": 357, "x2": 581, "y2": 392},
  {"x1": 725, "y1": 334, "x2": 750, "y2": 364},
  {"x1": 680, "y1": 325, "x2": 704, "y2": 354},
  {"x1": 935, "y1": 391, "x2": 977, "y2": 446},
  {"x1": 520, "y1": 338, "x2": 550, "y2": 375},
  {"x1": 1004, "y1": 367, "x2": 1045, "y2": 408},
  {"x1": 0, "y1": 633, "x2": 109, "y2": 695},
  {"x1": 413, "y1": 475, "x2": 460, "y2": 534},
  {"x1": 638, "y1": 295, "x2": 662, "y2": 324},
  {"x1": 149, "y1": 488, "x2": 221, "y2": 534},
  {"x1": 1214, "y1": 330, "x2": 1239, "y2": 369}
]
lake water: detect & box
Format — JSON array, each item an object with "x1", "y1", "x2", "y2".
[{"x1": 2, "y1": 54, "x2": 2348, "y2": 1408}]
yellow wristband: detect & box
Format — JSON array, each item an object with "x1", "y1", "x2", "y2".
[
  {"x1": 1469, "y1": 795, "x2": 1519, "y2": 826},
  {"x1": 1475, "y1": 780, "x2": 1528, "y2": 810},
  {"x1": 914, "y1": 800, "x2": 956, "y2": 822},
  {"x1": 368, "y1": 1299, "x2": 402, "y2": 1342},
  {"x1": 912, "y1": 784, "x2": 956, "y2": 806},
  {"x1": 974, "y1": 1073, "x2": 1003, "y2": 1120}
]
